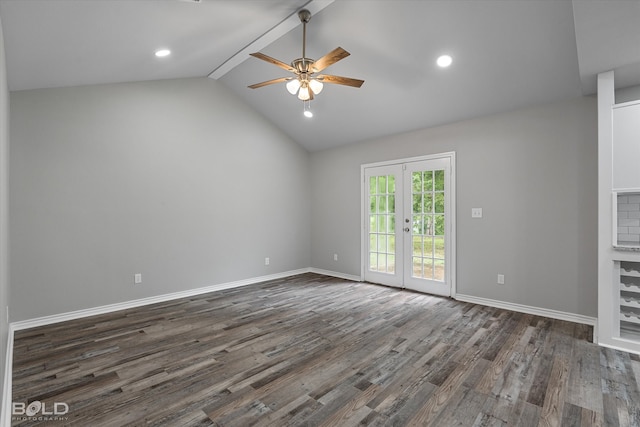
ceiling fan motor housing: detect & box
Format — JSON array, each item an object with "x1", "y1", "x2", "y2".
[{"x1": 292, "y1": 58, "x2": 314, "y2": 73}]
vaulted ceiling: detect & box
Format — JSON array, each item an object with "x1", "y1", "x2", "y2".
[{"x1": 1, "y1": 0, "x2": 639, "y2": 151}]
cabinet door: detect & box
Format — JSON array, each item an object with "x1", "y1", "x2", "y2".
[{"x1": 613, "y1": 103, "x2": 640, "y2": 190}]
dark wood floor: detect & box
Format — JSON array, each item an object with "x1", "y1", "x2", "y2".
[{"x1": 11, "y1": 273, "x2": 640, "y2": 426}]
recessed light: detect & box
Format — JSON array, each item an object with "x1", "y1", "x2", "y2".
[
  {"x1": 155, "y1": 49, "x2": 171, "y2": 58},
  {"x1": 437, "y1": 55, "x2": 453, "y2": 68}
]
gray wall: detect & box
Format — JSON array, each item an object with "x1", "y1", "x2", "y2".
[
  {"x1": 0, "y1": 14, "x2": 9, "y2": 406},
  {"x1": 10, "y1": 78, "x2": 310, "y2": 321},
  {"x1": 7, "y1": 76, "x2": 599, "y2": 322},
  {"x1": 310, "y1": 97, "x2": 598, "y2": 317}
]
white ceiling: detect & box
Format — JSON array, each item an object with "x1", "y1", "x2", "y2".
[{"x1": 1, "y1": 0, "x2": 639, "y2": 151}]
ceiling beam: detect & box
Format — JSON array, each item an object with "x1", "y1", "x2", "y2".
[{"x1": 208, "y1": 0, "x2": 334, "y2": 80}]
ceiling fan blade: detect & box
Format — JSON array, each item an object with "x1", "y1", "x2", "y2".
[
  {"x1": 250, "y1": 52, "x2": 295, "y2": 73},
  {"x1": 248, "y1": 77, "x2": 291, "y2": 89},
  {"x1": 317, "y1": 74, "x2": 364, "y2": 88},
  {"x1": 311, "y1": 47, "x2": 350, "y2": 73}
]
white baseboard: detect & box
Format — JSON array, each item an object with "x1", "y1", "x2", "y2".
[
  {"x1": 11, "y1": 268, "x2": 311, "y2": 332},
  {"x1": 598, "y1": 340, "x2": 640, "y2": 356},
  {"x1": 308, "y1": 268, "x2": 361, "y2": 282},
  {"x1": 8, "y1": 267, "x2": 360, "y2": 333},
  {"x1": 455, "y1": 293, "x2": 597, "y2": 327}
]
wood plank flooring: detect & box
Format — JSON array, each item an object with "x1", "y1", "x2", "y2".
[{"x1": 10, "y1": 273, "x2": 640, "y2": 426}]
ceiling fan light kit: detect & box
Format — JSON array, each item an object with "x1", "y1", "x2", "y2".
[{"x1": 248, "y1": 8, "x2": 364, "y2": 116}]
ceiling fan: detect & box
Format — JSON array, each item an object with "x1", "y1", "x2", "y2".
[{"x1": 248, "y1": 8, "x2": 364, "y2": 106}]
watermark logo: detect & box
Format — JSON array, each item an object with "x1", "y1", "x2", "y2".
[{"x1": 12, "y1": 400, "x2": 69, "y2": 422}]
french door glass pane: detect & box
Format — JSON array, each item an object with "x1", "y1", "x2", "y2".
[
  {"x1": 434, "y1": 215, "x2": 445, "y2": 235},
  {"x1": 435, "y1": 193, "x2": 445, "y2": 213},
  {"x1": 434, "y1": 259, "x2": 445, "y2": 281},
  {"x1": 378, "y1": 176, "x2": 387, "y2": 193},
  {"x1": 411, "y1": 170, "x2": 446, "y2": 281},
  {"x1": 378, "y1": 215, "x2": 386, "y2": 233},
  {"x1": 387, "y1": 255, "x2": 396, "y2": 273},
  {"x1": 423, "y1": 171, "x2": 433, "y2": 191},
  {"x1": 378, "y1": 235, "x2": 387, "y2": 252},
  {"x1": 434, "y1": 236, "x2": 444, "y2": 259},
  {"x1": 434, "y1": 170, "x2": 445, "y2": 191},
  {"x1": 424, "y1": 237, "x2": 434, "y2": 258},
  {"x1": 378, "y1": 196, "x2": 387, "y2": 212},
  {"x1": 412, "y1": 236, "x2": 422, "y2": 256},
  {"x1": 368, "y1": 174, "x2": 396, "y2": 274},
  {"x1": 423, "y1": 194, "x2": 433, "y2": 213},
  {"x1": 387, "y1": 216, "x2": 395, "y2": 233},
  {"x1": 378, "y1": 254, "x2": 387, "y2": 271},
  {"x1": 424, "y1": 259, "x2": 434, "y2": 278},
  {"x1": 413, "y1": 257, "x2": 422, "y2": 276}
]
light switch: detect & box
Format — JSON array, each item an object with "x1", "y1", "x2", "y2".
[{"x1": 471, "y1": 208, "x2": 483, "y2": 218}]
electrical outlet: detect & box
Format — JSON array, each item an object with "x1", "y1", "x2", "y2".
[
  {"x1": 265, "y1": 257, "x2": 270, "y2": 266},
  {"x1": 334, "y1": 253, "x2": 338, "y2": 261},
  {"x1": 472, "y1": 208, "x2": 483, "y2": 218},
  {"x1": 134, "y1": 273, "x2": 142, "y2": 284},
  {"x1": 497, "y1": 274, "x2": 505, "y2": 285}
]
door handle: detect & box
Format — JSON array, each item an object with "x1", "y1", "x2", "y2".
[{"x1": 404, "y1": 227, "x2": 410, "y2": 232}]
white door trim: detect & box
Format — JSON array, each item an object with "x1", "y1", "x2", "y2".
[{"x1": 360, "y1": 152, "x2": 456, "y2": 298}]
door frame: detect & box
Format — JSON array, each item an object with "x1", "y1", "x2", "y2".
[{"x1": 360, "y1": 152, "x2": 457, "y2": 298}]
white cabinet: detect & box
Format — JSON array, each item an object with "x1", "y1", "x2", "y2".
[
  {"x1": 613, "y1": 101, "x2": 640, "y2": 191},
  {"x1": 619, "y1": 261, "x2": 640, "y2": 340},
  {"x1": 598, "y1": 72, "x2": 640, "y2": 354}
]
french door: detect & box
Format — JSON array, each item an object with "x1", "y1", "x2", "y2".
[{"x1": 362, "y1": 154, "x2": 455, "y2": 297}]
